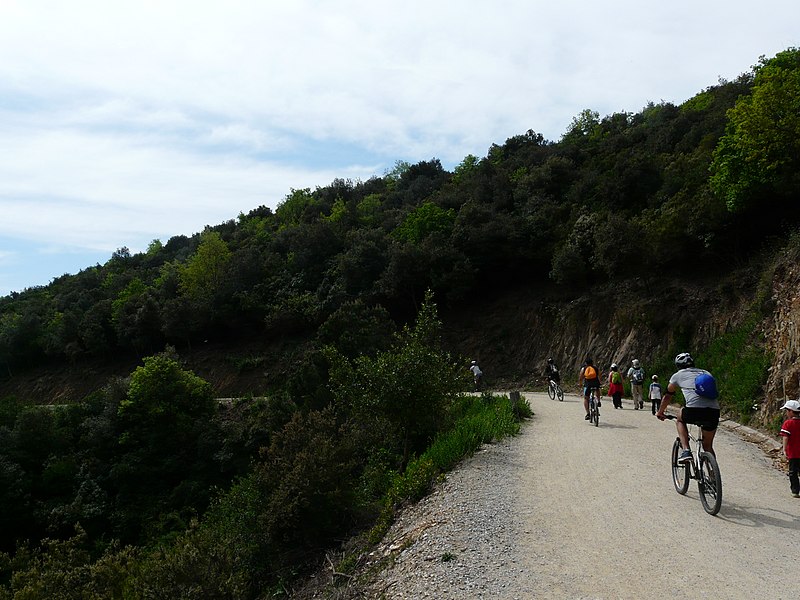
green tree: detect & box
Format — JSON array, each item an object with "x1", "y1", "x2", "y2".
[
  {"x1": 561, "y1": 108, "x2": 601, "y2": 144},
  {"x1": 114, "y1": 352, "x2": 217, "y2": 542},
  {"x1": 327, "y1": 291, "x2": 466, "y2": 465},
  {"x1": 452, "y1": 154, "x2": 479, "y2": 183},
  {"x1": 275, "y1": 188, "x2": 317, "y2": 227},
  {"x1": 710, "y1": 48, "x2": 800, "y2": 212},
  {"x1": 179, "y1": 231, "x2": 232, "y2": 300},
  {"x1": 392, "y1": 201, "x2": 456, "y2": 244}
]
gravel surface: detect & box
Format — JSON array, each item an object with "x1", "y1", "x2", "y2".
[{"x1": 362, "y1": 392, "x2": 798, "y2": 599}]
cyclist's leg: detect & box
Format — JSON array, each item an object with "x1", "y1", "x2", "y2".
[
  {"x1": 697, "y1": 408, "x2": 720, "y2": 455},
  {"x1": 700, "y1": 427, "x2": 717, "y2": 456},
  {"x1": 675, "y1": 407, "x2": 690, "y2": 450}
]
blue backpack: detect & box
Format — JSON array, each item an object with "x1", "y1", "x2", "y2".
[{"x1": 694, "y1": 373, "x2": 719, "y2": 399}]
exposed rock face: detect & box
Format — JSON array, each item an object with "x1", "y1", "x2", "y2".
[
  {"x1": 445, "y1": 265, "x2": 791, "y2": 430},
  {"x1": 762, "y1": 258, "x2": 800, "y2": 422}
]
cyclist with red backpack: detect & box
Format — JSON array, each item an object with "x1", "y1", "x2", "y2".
[{"x1": 579, "y1": 358, "x2": 602, "y2": 420}]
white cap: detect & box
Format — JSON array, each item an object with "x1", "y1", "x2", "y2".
[{"x1": 780, "y1": 400, "x2": 800, "y2": 411}]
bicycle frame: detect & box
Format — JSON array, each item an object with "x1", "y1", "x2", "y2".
[
  {"x1": 587, "y1": 388, "x2": 600, "y2": 426},
  {"x1": 547, "y1": 378, "x2": 564, "y2": 401}
]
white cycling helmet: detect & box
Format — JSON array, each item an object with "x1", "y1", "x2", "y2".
[{"x1": 632, "y1": 359, "x2": 640, "y2": 368}]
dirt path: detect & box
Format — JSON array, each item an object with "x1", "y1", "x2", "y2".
[
  {"x1": 367, "y1": 392, "x2": 798, "y2": 599},
  {"x1": 515, "y1": 391, "x2": 798, "y2": 598}
]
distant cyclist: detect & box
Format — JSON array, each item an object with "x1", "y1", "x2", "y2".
[
  {"x1": 656, "y1": 352, "x2": 720, "y2": 462},
  {"x1": 545, "y1": 357, "x2": 561, "y2": 385},
  {"x1": 579, "y1": 357, "x2": 601, "y2": 420}
]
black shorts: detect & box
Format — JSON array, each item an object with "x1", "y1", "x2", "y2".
[{"x1": 681, "y1": 407, "x2": 720, "y2": 431}]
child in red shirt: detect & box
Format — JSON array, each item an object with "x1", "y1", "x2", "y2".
[{"x1": 779, "y1": 400, "x2": 800, "y2": 497}]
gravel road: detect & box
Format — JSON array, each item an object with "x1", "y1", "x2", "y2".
[{"x1": 364, "y1": 392, "x2": 798, "y2": 599}]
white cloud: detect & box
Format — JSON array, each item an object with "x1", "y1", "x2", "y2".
[{"x1": 0, "y1": 0, "x2": 798, "y2": 294}]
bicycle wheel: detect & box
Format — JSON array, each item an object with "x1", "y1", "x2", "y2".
[
  {"x1": 592, "y1": 398, "x2": 599, "y2": 426},
  {"x1": 698, "y1": 452, "x2": 722, "y2": 515},
  {"x1": 671, "y1": 438, "x2": 690, "y2": 495},
  {"x1": 547, "y1": 381, "x2": 556, "y2": 401},
  {"x1": 556, "y1": 385, "x2": 564, "y2": 402}
]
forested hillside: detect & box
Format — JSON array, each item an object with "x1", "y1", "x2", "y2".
[{"x1": 0, "y1": 48, "x2": 798, "y2": 597}]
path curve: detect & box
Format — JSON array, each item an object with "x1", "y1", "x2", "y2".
[{"x1": 365, "y1": 392, "x2": 798, "y2": 599}]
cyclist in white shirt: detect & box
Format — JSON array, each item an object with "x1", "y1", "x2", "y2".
[{"x1": 656, "y1": 352, "x2": 720, "y2": 463}]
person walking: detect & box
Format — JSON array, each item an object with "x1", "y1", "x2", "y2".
[
  {"x1": 648, "y1": 375, "x2": 662, "y2": 415},
  {"x1": 607, "y1": 363, "x2": 624, "y2": 409},
  {"x1": 627, "y1": 359, "x2": 645, "y2": 409},
  {"x1": 779, "y1": 399, "x2": 800, "y2": 497}
]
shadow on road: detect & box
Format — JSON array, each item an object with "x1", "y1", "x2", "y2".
[
  {"x1": 585, "y1": 421, "x2": 638, "y2": 430},
  {"x1": 715, "y1": 501, "x2": 800, "y2": 530}
]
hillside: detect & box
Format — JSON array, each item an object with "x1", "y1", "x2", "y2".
[{"x1": 0, "y1": 254, "x2": 778, "y2": 425}]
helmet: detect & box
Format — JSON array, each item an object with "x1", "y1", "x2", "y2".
[
  {"x1": 471, "y1": 360, "x2": 477, "y2": 365},
  {"x1": 632, "y1": 359, "x2": 640, "y2": 368},
  {"x1": 610, "y1": 363, "x2": 618, "y2": 370},
  {"x1": 674, "y1": 352, "x2": 694, "y2": 369},
  {"x1": 547, "y1": 357, "x2": 554, "y2": 364},
  {"x1": 652, "y1": 375, "x2": 658, "y2": 381}
]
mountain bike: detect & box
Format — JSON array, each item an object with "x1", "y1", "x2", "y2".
[
  {"x1": 547, "y1": 377, "x2": 564, "y2": 402},
  {"x1": 587, "y1": 388, "x2": 600, "y2": 426},
  {"x1": 665, "y1": 415, "x2": 722, "y2": 515}
]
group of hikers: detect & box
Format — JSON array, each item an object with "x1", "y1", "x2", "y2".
[{"x1": 569, "y1": 357, "x2": 659, "y2": 413}]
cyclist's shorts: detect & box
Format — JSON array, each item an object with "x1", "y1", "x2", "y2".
[
  {"x1": 681, "y1": 407, "x2": 720, "y2": 431},
  {"x1": 549, "y1": 373, "x2": 560, "y2": 383}
]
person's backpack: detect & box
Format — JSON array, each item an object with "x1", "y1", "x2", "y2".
[
  {"x1": 694, "y1": 372, "x2": 719, "y2": 399},
  {"x1": 631, "y1": 368, "x2": 644, "y2": 384},
  {"x1": 611, "y1": 371, "x2": 622, "y2": 384},
  {"x1": 584, "y1": 365, "x2": 597, "y2": 379}
]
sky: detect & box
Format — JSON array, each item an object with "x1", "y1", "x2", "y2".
[{"x1": 0, "y1": 1, "x2": 798, "y2": 297}]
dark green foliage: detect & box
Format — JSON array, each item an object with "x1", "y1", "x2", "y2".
[
  {"x1": 328, "y1": 291, "x2": 468, "y2": 465},
  {"x1": 0, "y1": 527, "x2": 137, "y2": 600},
  {"x1": 317, "y1": 300, "x2": 395, "y2": 359}
]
